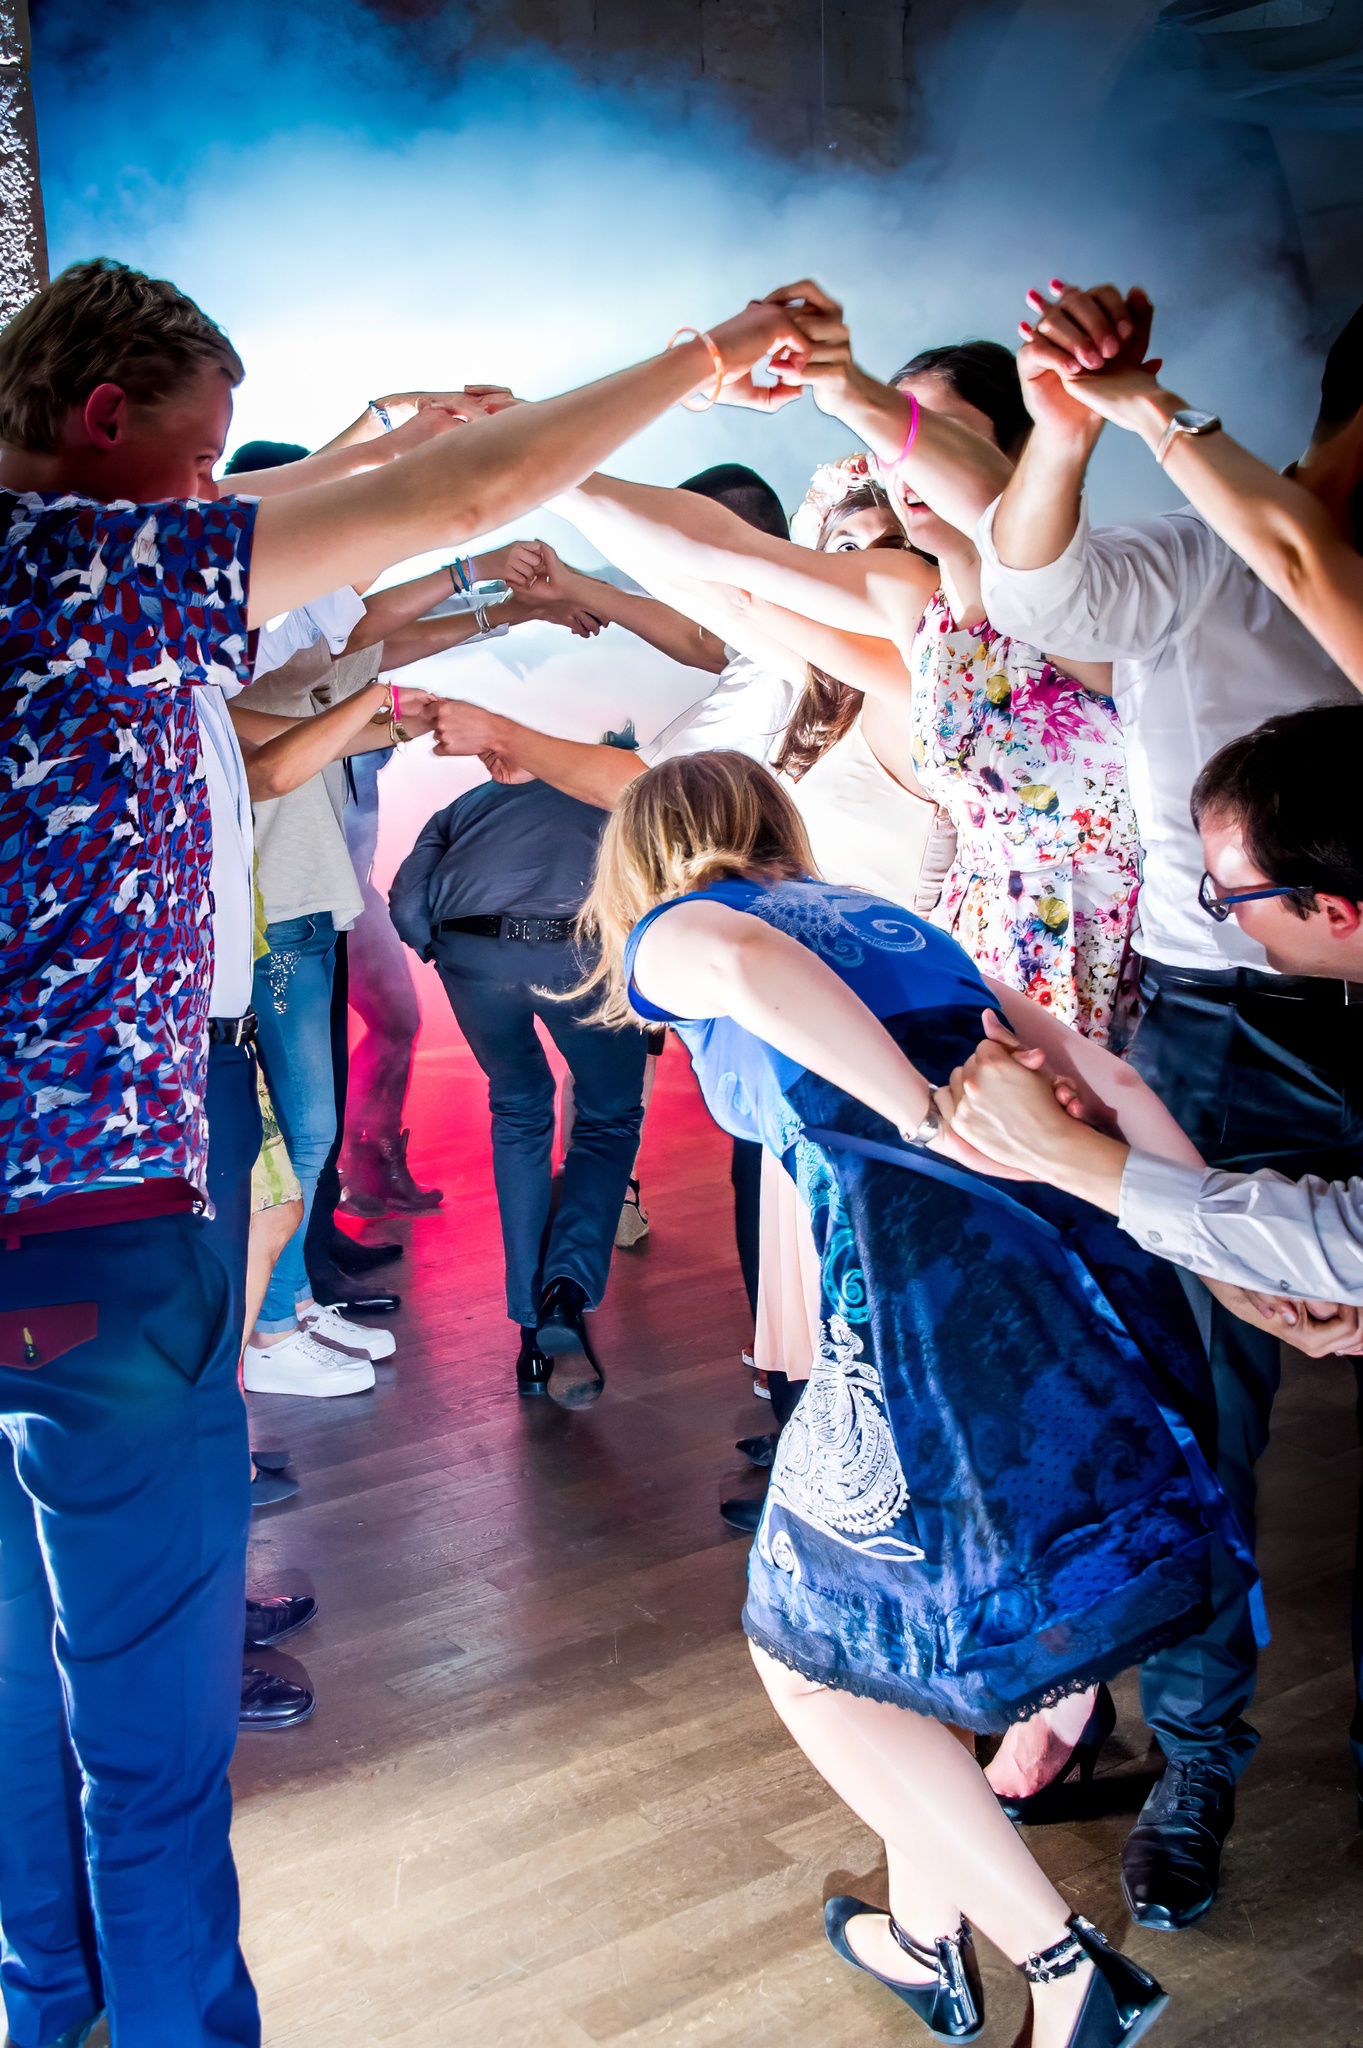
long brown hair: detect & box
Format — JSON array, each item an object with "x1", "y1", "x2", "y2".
[
  {"x1": 773, "y1": 479, "x2": 902, "y2": 782},
  {"x1": 573, "y1": 751, "x2": 816, "y2": 1026}
]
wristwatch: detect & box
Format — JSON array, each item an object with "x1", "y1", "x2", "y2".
[
  {"x1": 1155, "y1": 407, "x2": 1221, "y2": 469},
  {"x1": 901, "y1": 1105, "x2": 942, "y2": 1148}
]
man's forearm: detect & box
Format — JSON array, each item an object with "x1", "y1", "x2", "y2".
[
  {"x1": 584, "y1": 581, "x2": 727, "y2": 672},
  {"x1": 990, "y1": 421, "x2": 1100, "y2": 570},
  {"x1": 483, "y1": 714, "x2": 645, "y2": 809}
]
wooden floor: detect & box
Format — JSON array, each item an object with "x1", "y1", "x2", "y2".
[{"x1": 235, "y1": 1031, "x2": 1363, "y2": 2048}]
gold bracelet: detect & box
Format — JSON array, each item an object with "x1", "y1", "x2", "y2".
[{"x1": 667, "y1": 326, "x2": 725, "y2": 412}]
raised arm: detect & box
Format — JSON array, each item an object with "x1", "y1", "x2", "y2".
[
  {"x1": 556, "y1": 472, "x2": 929, "y2": 648},
  {"x1": 430, "y1": 701, "x2": 646, "y2": 809},
  {"x1": 244, "y1": 301, "x2": 807, "y2": 626},
  {"x1": 757, "y1": 279, "x2": 1014, "y2": 535},
  {"x1": 523, "y1": 543, "x2": 728, "y2": 672},
  {"x1": 1055, "y1": 369, "x2": 1363, "y2": 690}
]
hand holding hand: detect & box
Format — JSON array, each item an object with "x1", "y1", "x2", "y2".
[
  {"x1": 1016, "y1": 280, "x2": 1160, "y2": 440},
  {"x1": 431, "y1": 699, "x2": 508, "y2": 759},
  {"x1": 1210, "y1": 1281, "x2": 1363, "y2": 1357},
  {"x1": 753, "y1": 278, "x2": 862, "y2": 417},
  {"x1": 396, "y1": 688, "x2": 438, "y2": 737},
  {"x1": 478, "y1": 538, "x2": 543, "y2": 591},
  {"x1": 700, "y1": 299, "x2": 811, "y2": 411}
]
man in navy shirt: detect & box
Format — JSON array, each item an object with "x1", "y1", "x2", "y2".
[{"x1": 391, "y1": 775, "x2": 647, "y2": 1406}]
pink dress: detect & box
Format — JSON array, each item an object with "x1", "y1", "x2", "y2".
[{"x1": 909, "y1": 592, "x2": 1139, "y2": 1044}]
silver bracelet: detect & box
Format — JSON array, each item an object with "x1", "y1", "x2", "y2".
[{"x1": 900, "y1": 1105, "x2": 942, "y2": 1148}]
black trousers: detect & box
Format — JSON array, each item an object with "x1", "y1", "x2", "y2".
[{"x1": 1128, "y1": 961, "x2": 1363, "y2": 1775}]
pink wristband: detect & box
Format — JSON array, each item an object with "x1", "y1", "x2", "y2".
[
  {"x1": 889, "y1": 392, "x2": 919, "y2": 469},
  {"x1": 390, "y1": 683, "x2": 402, "y2": 726}
]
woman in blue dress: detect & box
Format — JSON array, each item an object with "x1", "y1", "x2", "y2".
[{"x1": 576, "y1": 751, "x2": 1254, "y2": 2048}]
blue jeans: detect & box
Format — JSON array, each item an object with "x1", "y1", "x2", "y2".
[
  {"x1": 0, "y1": 1044, "x2": 261, "y2": 2047},
  {"x1": 1129, "y1": 962, "x2": 1363, "y2": 1777},
  {"x1": 252, "y1": 914, "x2": 338, "y2": 1333},
  {"x1": 435, "y1": 931, "x2": 647, "y2": 1327}
]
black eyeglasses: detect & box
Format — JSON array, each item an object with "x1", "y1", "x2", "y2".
[{"x1": 1197, "y1": 872, "x2": 1311, "y2": 923}]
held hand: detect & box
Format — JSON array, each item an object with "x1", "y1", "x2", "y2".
[
  {"x1": 431, "y1": 699, "x2": 507, "y2": 759},
  {"x1": 1053, "y1": 364, "x2": 1173, "y2": 433},
  {"x1": 1211, "y1": 1282, "x2": 1363, "y2": 1358},
  {"x1": 478, "y1": 538, "x2": 543, "y2": 591},
  {"x1": 382, "y1": 402, "x2": 470, "y2": 456},
  {"x1": 703, "y1": 300, "x2": 811, "y2": 410},
  {"x1": 397, "y1": 688, "x2": 438, "y2": 737},
  {"x1": 939, "y1": 1022, "x2": 1093, "y2": 1177},
  {"x1": 755, "y1": 278, "x2": 856, "y2": 415},
  {"x1": 1017, "y1": 281, "x2": 1159, "y2": 440}
]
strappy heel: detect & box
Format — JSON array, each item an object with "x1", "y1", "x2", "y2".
[
  {"x1": 998, "y1": 1685, "x2": 1117, "y2": 1824},
  {"x1": 824, "y1": 1895, "x2": 984, "y2": 2040},
  {"x1": 1020, "y1": 1915, "x2": 1167, "y2": 2047}
]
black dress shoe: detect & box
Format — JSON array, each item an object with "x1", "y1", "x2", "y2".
[
  {"x1": 1120, "y1": 1756, "x2": 1234, "y2": 1930},
  {"x1": 307, "y1": 1260, "x2": 401, "y2": 1314},
  {"x1": 250, "y1": 1465, "x2": 299, "y2": 1508},
  {"x1": 240, "y1": 1664, "x2": 315, "y2": 1728},
  {"x1": 245, "y1": 1593, "x2": 318, "y2": 1649},
  {"x1": 736, "y1": 1432, "x2": 779, "y2": 1468},
  {"x1": 535, "y1": 1277, "x2": 604, "y2": 1408},
  {"x1": 328, "y1": 1228, "x2": 403, "y2": 1275},
  {"x1": 719, "y1": 1495, "x2": 765, "y2": 1535},
  {"x1": 516, "y1": 1325, "x2": 552, "y2": 1398}
]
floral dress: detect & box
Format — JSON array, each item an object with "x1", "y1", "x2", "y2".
[
  {"x1": 624, "y1": 877, "x2": 1248, "y2": 1731},
  {"x1": 910, "y1": 592, "x2": 1138, "y2": 1043}
]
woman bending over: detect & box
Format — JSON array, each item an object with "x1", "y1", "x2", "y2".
[{"x1": 576, "y1": 749, "x2": 1257, "y2": 2048}]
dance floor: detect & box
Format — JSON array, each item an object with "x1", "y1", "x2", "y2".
[{"x1": 235, "y1": 1023, "x2": 1363, "y2": 2047}]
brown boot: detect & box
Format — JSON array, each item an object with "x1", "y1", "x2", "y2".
[{"x1": 340, "y1": 1129, "x2": 443, "y2": 1217}]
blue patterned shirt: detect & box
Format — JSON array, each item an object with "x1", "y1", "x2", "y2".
[{"x1": 0, "y1": 490, "x2": 257, "y2": 1212}]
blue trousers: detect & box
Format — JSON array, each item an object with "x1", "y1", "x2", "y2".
[
  {"x1": 435, "y1": 931, "x2": 647, "y2": 1327},
  {"x1": 252, "y1": 913, "x2": 338, "y2": 1332},
  {"x1": 1129, "y1": 964, "x2": 1363, "y2": 1777},
  {"x1": 0, "y1": 1044, "x2": 261, "y2": 2047}
]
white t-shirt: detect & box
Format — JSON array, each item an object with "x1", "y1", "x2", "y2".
[
  {"x1": 196, "y1": 685, "x2": 255, "y2": 1019},
  {"x1": 640, "y1": 652, "x2": 797, "y2": 768}
]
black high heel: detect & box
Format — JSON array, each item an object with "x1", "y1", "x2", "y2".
[
  {"x1": 1020, "y1": 1915, "x2": 1167, "y2": 2047},
  {"x1": 997, "y1": 1684, "x2": 1117, "y2": 1824},
  {"x1": 824, "y1": 1895, "x2": 984, "y2": 2040}
]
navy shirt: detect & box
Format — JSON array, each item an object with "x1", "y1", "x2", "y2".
[{"x1": 389, "y1": 778, "x2": 607, "y2": 958}]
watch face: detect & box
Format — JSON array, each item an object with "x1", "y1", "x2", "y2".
[{"x1": 1173, "y1": 408, "x2": 1219, "y2": 435}]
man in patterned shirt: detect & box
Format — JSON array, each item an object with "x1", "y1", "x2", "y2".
[{"x1": 0, "y1": 258, "x2": 806, "y2": 2047}]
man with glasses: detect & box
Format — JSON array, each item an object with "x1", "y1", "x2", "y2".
[
  {"x1": 974, "y1": 297, "x2": 1363, "y2": 1935},
  {"x1": 937, "y1": 700, "x2": 1363, "y2": 1836}
]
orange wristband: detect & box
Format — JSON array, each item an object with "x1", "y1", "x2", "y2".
[{"x1": 667, "y1": 326, "x2": 725, "y2": 412}]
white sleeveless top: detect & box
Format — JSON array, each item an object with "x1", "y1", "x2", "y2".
[{"x1": 787, "y1": 715, "x2": 957, "y2": 916}]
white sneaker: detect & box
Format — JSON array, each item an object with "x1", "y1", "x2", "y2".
[
  {"x1": 299, "y1": 1303, "x2": 396, "y2": 1361},
  {"x1": 243, "y1": 1329, "x2": 376, "y2": 1398}
]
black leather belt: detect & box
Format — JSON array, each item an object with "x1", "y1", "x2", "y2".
[
  {"x1": 1139, "y1": 959, "x2": 1363, "y2": 1006},
  {"x1": 208, "y1": 1010, "x2": 258, "y2": 1046},
  {"x1": 439, "y1": 914, "x2": 577, "y2": 943}
]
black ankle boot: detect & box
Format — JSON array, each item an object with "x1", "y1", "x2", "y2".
[
  {"x1": 516, "y1": 1326, "x2": 552, "y2": 1398},
  {"x1": 825, "y1": 1896, "x2": 983, "y2": 2040},
  {"x1": 1020, "y1": 1916, "x2": 1166, "y2": 2046}
]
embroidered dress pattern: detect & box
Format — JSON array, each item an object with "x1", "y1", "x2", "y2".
[
  {"x1": 909, "y1": 592, "x2": 1138, "y2": 1041},
  {"x1": 0, "y1": 491, "x2": 256, "y2": 1210}
]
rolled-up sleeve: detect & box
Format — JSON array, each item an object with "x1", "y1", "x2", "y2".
[
  {"x1": 1119, "y1": 1151, "x2": 1363, "y2": 1304},
  {"x1": 976, "y1": 493, "x2": 1199, "y2": 664}
]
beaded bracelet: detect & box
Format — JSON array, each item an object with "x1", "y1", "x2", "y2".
[{"x1": 667, "y1": 326, "x2": 725, "y2": 412}]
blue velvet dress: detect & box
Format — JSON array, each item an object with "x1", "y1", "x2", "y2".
[{"x1": 625, "y1": 877, "x2": 1255, "y2": 1734}]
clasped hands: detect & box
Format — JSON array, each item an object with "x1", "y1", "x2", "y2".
[{"x1": 935, "y1": 1014, "x2": 1363, "y2": 1358}]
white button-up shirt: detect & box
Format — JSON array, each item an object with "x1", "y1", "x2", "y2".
[
  {"x1": 196, "y1": 683, "x2": 256, "y2": 1020},
  {"x1": 1120, "y1": 1150, "x2": 1363, "y2": 1304},
  {"x1": 976, "y1": 496, "x2": 1356, "y2": 973}
]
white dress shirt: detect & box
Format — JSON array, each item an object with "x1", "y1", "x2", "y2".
[
  {"x1": 196, "y1": 685, "x2": 256, "y2": 1019},
  {"x1": 1120, "y1": 1150, "x2": 1363, "y2": 1304},
  {"x1": 253, "y1": 585, "x2": 367, "y2": 681},
  {"x1": 640, "y1": 652, "x2": 797, "y2": 768},
  {"x1": 976, "y1": 496, "x2": 1356, "y2": 973}
]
